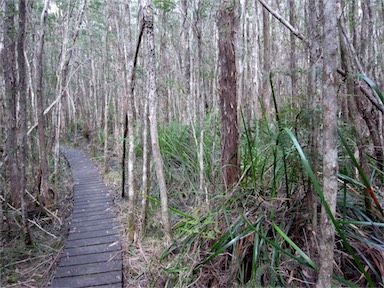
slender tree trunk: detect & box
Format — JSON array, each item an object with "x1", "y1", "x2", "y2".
[
  {"x1": 144, "y1": 3, "x2": 173, "y2": 244},
  {"x1": 289, "y1": 0, "x2": 297, "y2": 99},
  {"x1": 36, "y1": 0, "x2": 52, "y2": 207},
  {"x1": 140, "y1": 89, "x2": 151, "y2": 238},
  {"x1": 126, "y1": 106, "x2": 136, "y2": 242},
  {"x1": 17, "y1": 0, "x2": 32, "y2": 245},
  {"x1": 218, "y1": 0, "x2": 240, "y2": 189},
  {"x1": 307, "y1": 0, "x2": 323, "y2": 242},
  {"x1": 195, "y1": 1, "x2": 205, "y2": 198},
  {"x1": 123, "y1": 12, "x2": 145, "y2": 241},
  {"x1": 262, "y1": 6, "x2": 271, "y2": 116},
  {"x1": 252, "y1": 1, "x2": 261, "y2": 119},
  {"x1": 180, "y1": 0, "x2": 190, "y2": 124},
  {"x1": 317, "y1": 1, "x2": 339, "y2": 287},
  {"x1": 3, "y1": 0, "x2": 20, "y2": 208}
]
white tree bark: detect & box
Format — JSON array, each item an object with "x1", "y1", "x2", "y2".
[
  {"x1": 140, "y1": 92, "x2": 151, "y2": 238},
  {"x1": 144, "y1": 3, "x2": 173, "y2": 244}
]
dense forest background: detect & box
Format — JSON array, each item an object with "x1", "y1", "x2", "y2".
[{"x1": 1, "y1": 0, "x2": 384, "y2": 287}]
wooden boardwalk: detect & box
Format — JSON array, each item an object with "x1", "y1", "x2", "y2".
[{"x1": 52, "y1": 146, "x2": 122, "y2": 288}]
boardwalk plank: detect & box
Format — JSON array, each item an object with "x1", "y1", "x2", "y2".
[
  {"x1": 72, "y1": 208, "x2": 114, "y2": 217},
  {"x1": 71, "y1": 217, "x2": 117, "y2": 228},
  {"x1": 66, "y1": 235, "x2": 120, "y2": 248},
  {"x1": 52, "y1": 271, "x2": 122, "y2": 288},
  {"x1": 67, "y1": 225, "x2": 118, "y2": 241},
  {"x1": 71, "y1": 213, "x2": 115, "y2": 223},
  {"x1": 75, "y1": 198, "x2": 112, "y2": 205},
  {"x1": 62, "y1": 242, "x2": 120, "y2": 258},
  {"x1": 58, "y1": 251, "x2": 121, "y2": 267},
  {"x1": 55, "y1": 260, "x2": 122, "y2": 278},
  {"x1": 73, "y1": 201, "x2": 113, "y2": 210},
  {"x1": 72, "y1": 206, "x2": 114, "y2": 215}
]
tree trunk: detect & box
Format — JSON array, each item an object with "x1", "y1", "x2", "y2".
[
  {"x1": 289, "y1": 0, "x2": 297, "y2": 99},
  {"x1": 140, "y1": 95, "x2": 151, "y2": 238},
  {"x1": 218, "y1": 0, "x2": 240, "y2": 189},
  {"x1": 306, "y1": 0, "x2": 322, "y2": 244},
  {"x1": 103, "y1": 89, "x2": 110, "y2": 174},
  {"x1": 123, "y1": 10, "x2": 146, "y2": 241},
  {"x1": 144, "y1": 3, "x2": 173, "y2": 244},
  {"x1": 192, "y1": 1, "x2": 205, "y2": 199},
  {"x1": 261, "y1": 6, "x2": 271, "y2": 116},
  {"x1": 2, "y1": 0, "x2": 20, "y2": 208},
  {"x1": 180, "y1": 0, "x2": 191, "y2": 124},
  {"x1": 317, "y1": 0, "x2": 339, "y2": 287},
  {"x1": 36, "y1": 0, "x2": 52, "y2": 207},
  {"x1": 17, "y1": 0, "x2": 32, "y2": 245}
]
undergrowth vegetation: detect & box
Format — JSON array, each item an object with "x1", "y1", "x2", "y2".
[
  {"x1": 0, "y1": 156, "x2": 73, "y2": 287},
  {"x1": 75, "y1": 100, "x2": 382, "y2": 287},
  {"x1": 145, "y1": 99, "x2": 384, "y2": 286}
]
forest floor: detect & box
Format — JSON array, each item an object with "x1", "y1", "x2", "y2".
[{"x1": 0, "y1": 154, "x2": 73, "y2": 288}]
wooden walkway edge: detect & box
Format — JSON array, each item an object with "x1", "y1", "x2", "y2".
[{"x1": 52, "y1": 146, "x2": 122, "y2": 288}]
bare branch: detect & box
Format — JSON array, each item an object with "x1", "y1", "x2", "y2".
[{"x1": 257, "y1": 0, "x2": 309, "y2": 45}]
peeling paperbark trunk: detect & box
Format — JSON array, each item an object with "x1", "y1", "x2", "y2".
[
  {"x1": 218, "y1": 1, "x2": 240, "y2": 189},
  {"x1": 140, "y1": 96, "x2": 151, "y2": 238},
  {"x1": 3, "y1": 0, "x2": 20, "y2": 208},
  {"x1": 2, "y1": 0, "x2": 31, "y2": 243},
  {"x1": 193, "y1": 1, "x2": 205, "y2": 199},
  {"x1": 36, "y1": 0, "x2": 51, "y2": 207},
  {"x1": 289, "y1": 0, "x2": 297, "y2": 98},
  {"x1": 307, "y1": 0, "x2": 322, "y2": 243},
  {"x1": 261, "y1": 7, "x2": 272, "y2": 116},
  {"x1": 317, "y1": 0, "x2": 339, "y2": 287},
  {"x1": 180, "y1": 0, "x2": 191, "y2": 124},
  {"x1": 103, "y1": 31, "x2": 111, "y2": 175},
  {"x1": 144, "y1": 4, "x2": 173, "y2": 244},
  {"x1": 123, "y1": 10, "x2": 145, "y2": 242},
  {"x1": 17, "y1": 0, "x2": 32, "y2": 245}
]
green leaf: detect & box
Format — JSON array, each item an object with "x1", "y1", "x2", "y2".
[
  {"x1": 356, "y1": 73, "x2": 384, "y2": 105},
  {"x1": 273, "y1": 223, "x2": 317, "y2": 270},
  {"x1": 284, "y1": 128, "x2": 375, "y2": 287}
]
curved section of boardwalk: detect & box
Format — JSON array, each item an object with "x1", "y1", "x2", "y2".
[{"x1": 52, "y1": 146, "x2": 122, "y2": 288}]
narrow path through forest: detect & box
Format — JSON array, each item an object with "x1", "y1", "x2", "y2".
[{"x1": 51, "y1": 146, "x2": 122, "y2": 288}]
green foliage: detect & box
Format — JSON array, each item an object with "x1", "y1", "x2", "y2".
[
  {"x1": 286, "y1": 128, "x2": 376, "y2": 287},
  {"x1": 153, "y1": 0, "x2": 176, "y2": 12},
  {"x1": 157, "y1": 90, "x2": 383, "y2": 286},
  {"x1": 157, "y1": 117, "x2": 217, "y2": 207},
  {"x1": 198, "y1": 1, "x2": 214, "y2": 18}
]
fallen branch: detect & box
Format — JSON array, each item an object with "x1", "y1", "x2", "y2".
[
  {"x1": 28, "y1": 218, "x2": 57, "y2": 239},
  {"x1": 25, "y1": 189, "x2": 62, "y2": 225}
]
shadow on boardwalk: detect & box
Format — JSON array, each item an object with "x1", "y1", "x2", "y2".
[{"x1": 51, "y1": 146, "x2": 122, "y2": 288}]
